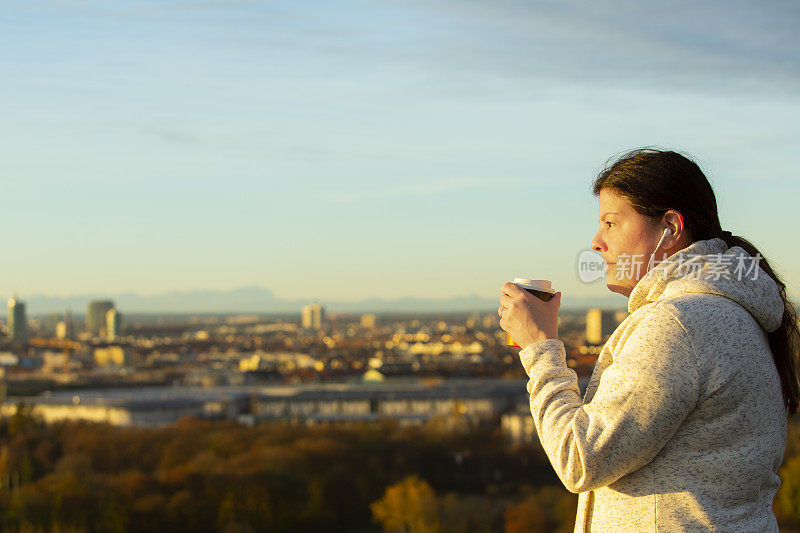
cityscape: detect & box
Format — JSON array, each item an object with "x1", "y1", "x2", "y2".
[{"x1": 1, "y1": 297, "x2": 626, "y2": 433}]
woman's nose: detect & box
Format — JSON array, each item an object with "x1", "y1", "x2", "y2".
[{"x1": 590, "y1": 231, "x2": 605, "y2": 252}]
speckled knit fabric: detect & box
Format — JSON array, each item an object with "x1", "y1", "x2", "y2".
[{"x1": 519, "y1": 237, "x2": 787, "y2": 532}]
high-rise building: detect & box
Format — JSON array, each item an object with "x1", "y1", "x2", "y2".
[
  {"x1": 64, "y1": 308, "x2": 74, "y2": 340},
  {"x1": 7, "y1": 298, "x2": 27, "y2": 343},
  {"x1": 106, "y1": 308, "x2": 124, "y2": 341},
  {"x1": 56, "y1": 309, "x2": 75, "y2": 340},
  {"x1": 586, "y1": 308, "x2": 618, "y2": 345},
  {"x1": 301, "y1": 303, "x2": 325, "y2": 330},
  {"x1": 87, "y1": 300, "x2": 114, "y2": 336}
]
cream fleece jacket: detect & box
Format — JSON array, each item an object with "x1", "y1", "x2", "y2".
[{"x1": 519, "y1": 237, "x2": 787, "y2": 532}]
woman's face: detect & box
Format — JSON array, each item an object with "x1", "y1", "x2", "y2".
[{"x1": 590, "y1": 189, "x2": 665, "y2": 298}]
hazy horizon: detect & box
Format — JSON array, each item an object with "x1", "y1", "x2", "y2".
[{"x1": 1, "y1": 284, "x2": 631, "y2": 316}]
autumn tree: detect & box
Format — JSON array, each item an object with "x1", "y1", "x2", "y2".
[
  {"x1": 371, "y1": 475, "x2": 440, "y2": 533},
  {"x1": 505, "y1": 485, "x2": 577, "y2": 533}
]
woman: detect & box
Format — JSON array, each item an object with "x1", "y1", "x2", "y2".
[{"x1": 498, "y1": 149, "x2": 799, "y2": 532}]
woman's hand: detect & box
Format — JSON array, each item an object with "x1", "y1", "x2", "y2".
[{"x1": 498, "y1": 283, "x2": 561, "y2": 348}]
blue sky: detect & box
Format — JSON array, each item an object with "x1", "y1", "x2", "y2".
[{"x1": 1, "y1": 0, "x2": 799, "y2": 306}]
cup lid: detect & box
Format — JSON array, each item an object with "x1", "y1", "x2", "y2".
[{"x1": 512, "y1": 278, "x2": 555, "y2": 293}]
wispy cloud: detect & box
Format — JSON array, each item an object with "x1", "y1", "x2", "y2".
[
  {"x1": 327, "y1": 177, "x2": 521, "y2": 204},
  {"x1": 151, "y1": 129, "x2": 201, "y2": 145},
  {"x1": 29, "y1": 1, "x2": 799, "y2": 98},
  {"x1": 117, "y1": 0, "x2": 254, "y2": 16},
  {"x1": 231, "y1": 0, "x2": 799, "y2": 98},
  {"x1": 416, "y1": 1, "x2": 800, "y2": 90}
]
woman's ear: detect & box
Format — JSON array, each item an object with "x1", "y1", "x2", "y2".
[{"x1": 662, "y1": 210, "x2": 686, "y2": 248}]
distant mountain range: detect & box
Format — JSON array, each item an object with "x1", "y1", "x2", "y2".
[{"x1": 2, "y1": 286, "x2": 628, "y2": 316}]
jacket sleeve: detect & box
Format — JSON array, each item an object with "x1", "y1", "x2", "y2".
[{"x1": 519, "y1": 306, "x2": 700, "y2": 493}]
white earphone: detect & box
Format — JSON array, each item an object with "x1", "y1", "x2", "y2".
[
  {"x1": 656, "y1": 227, "x2": 672, "y2": 249},
  {"x1": 646, "y1": 228, "x2": 673, "y2": 273}
]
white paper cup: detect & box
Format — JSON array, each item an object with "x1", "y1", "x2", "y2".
[{"x1": 506, "y1": 278, "x2": 556, "y2": 347}]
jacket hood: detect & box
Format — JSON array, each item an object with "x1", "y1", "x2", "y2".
[{"x1": 628, "y1": 237, "x2": 784, "y2": 332}]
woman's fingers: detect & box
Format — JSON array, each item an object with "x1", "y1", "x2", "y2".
[
  {"x1": 499, "y1": 294, "x2": 515, "y2": 308},
  {"x1": 501, "y1": 282, "x2": 523, "y2": 296}
]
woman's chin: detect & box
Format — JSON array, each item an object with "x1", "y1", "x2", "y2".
[{"x1": 604, "y1": 274, "x2": 633, "y2": 297}]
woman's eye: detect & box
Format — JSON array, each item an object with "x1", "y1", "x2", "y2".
[{"x1": 605, "y1": 222, "x2": 614, "y2": 228}]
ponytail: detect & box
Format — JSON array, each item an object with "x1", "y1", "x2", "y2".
[{"x1": 718, "y1": 232, "x2": 800, "y2": 417}]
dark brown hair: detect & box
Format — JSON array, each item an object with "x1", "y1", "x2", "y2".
[{"x1": 593, "y1": 148, "x2": 800, "y2": 416}]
